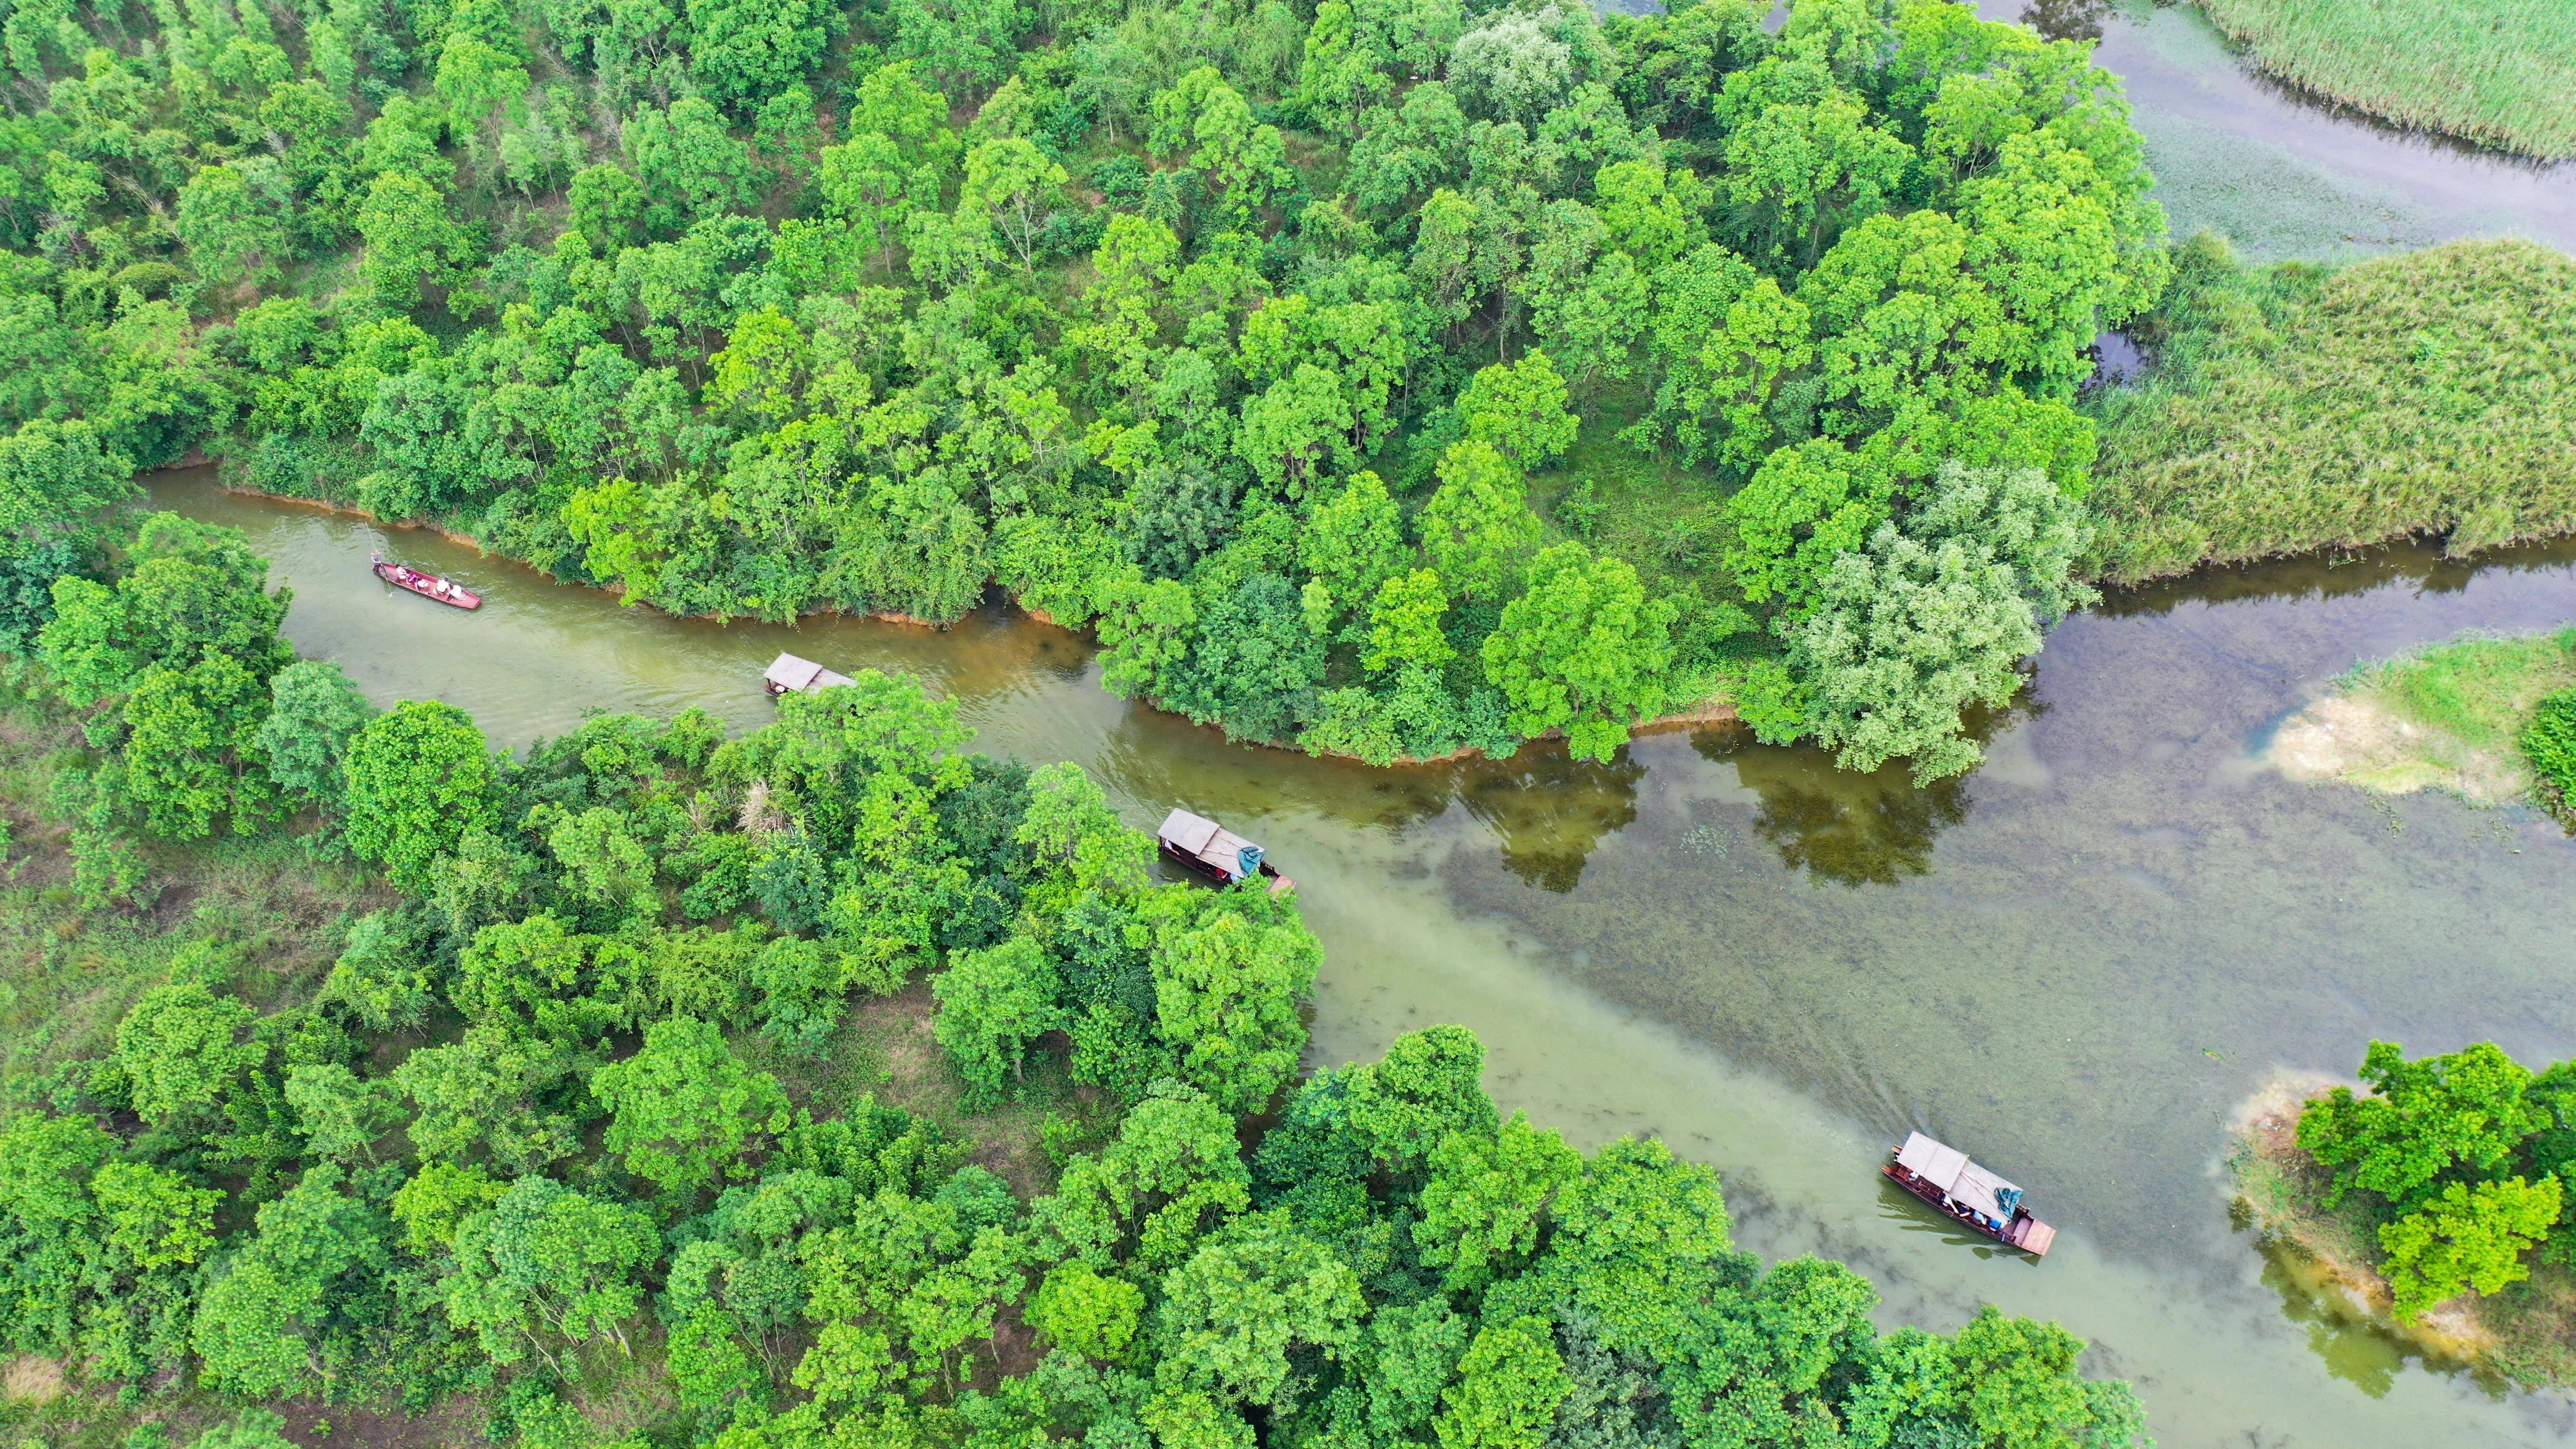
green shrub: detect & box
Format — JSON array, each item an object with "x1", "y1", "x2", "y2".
[{"x1": 2525, "y1": 688, "x2": 2576, "y2": 806}]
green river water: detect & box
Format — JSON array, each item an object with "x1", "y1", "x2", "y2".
[{"x1": 152, "y1": 474, "x2": 2576, "y2": 1448}]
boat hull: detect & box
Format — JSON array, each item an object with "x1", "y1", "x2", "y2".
[{"x1": 374, "y1": 562, "x2": 481, "y2": 610}]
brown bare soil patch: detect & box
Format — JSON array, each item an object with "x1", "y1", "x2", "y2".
[{"x1": 4, "y1": 1355, "x2": 66, "y2": 1405}]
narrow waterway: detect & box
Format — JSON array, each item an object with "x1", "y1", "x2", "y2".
[
  {"x1": 1972, "y1": 0, "x2": 2576, "y2": 259},
  {"x1": 155, "y1": 474, "x2": 2576, "y2": 1447}
]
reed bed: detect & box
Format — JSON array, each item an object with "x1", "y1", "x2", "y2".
[
  {"x1": 2198, "y1": 0, "x2": 2576, "y2": 159},
  {"x1": 2085, "y1": 237, "x2": 2576, "y2": 582}
]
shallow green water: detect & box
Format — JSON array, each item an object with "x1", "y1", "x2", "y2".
[{"x1": 156, "y1": 475, "x2": 2576, "y2": 1447}]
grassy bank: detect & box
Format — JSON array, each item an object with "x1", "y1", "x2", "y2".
[
  {"x1": 2230, "y1": 1077, "x2": 2576, "y2": 1388},
  {"x1": 2197, "y1": 0, "x2": 2576, "y2": 159},
  {"x1": 2266, "y1": 628, "x2": 2576, "y2": 807},
  {"x1": 2087, "y1": 238, "x2": 2576, "y2": 582}
]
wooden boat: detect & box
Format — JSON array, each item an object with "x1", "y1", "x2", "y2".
[
  {"x1": 1883, "y1": 1131, "x2": 2056, "y2": 1256},
  {"x1": 763, "y1": 652, "x2": 857, "y2": 696},
  {"x1": 1156, "y1": 809, "x2": 1294, "y2": 895},
  {"x1": 372, "y1": 555, "x2": 480, "y2": 609}
]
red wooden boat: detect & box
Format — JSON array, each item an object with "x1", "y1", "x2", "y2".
[
  {"x1": 1884, "y1": 1132, "x2": 2056, "y2": 1256},
  {"x1": 372, "y1": 553, "x2": 481, "y2": 610}
]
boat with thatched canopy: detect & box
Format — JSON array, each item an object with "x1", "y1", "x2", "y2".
[
  {"x1": 1884, "y1": 1132, "x2": 2056, "y2": 1256},
  {"x1": 1156, "y1": 809, "x2": 1294, "y2": 895},
  {"x1": 763, "y1": 652, "x2": 857, "y2": 696}
]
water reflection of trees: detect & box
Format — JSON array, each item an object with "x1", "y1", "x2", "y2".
[
  {"x1": 1701, "y1": 733, "x2": 1969, "y2": 887},
  {"x1": 2094, "y1": 533, "x2": 2576, "y2": 621},
  {"x1": 2018, "y1": 0, "x2": 2112, "y2": 42},
  {"x1": 1457, "y1": 747, "x2": 1647, "y2": 893},
  {"x1": 1086, "y1": 704, "x2": 1650, "y2": 893}
]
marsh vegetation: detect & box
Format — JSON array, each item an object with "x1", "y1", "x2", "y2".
[
  {"x1": 2087, "y1": 237, "x2": 2576, "y2": 582},
  {"x1": 2196, "y1": 0, "x2": 2576, "y2": 159}
]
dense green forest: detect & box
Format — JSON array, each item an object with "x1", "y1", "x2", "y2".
[
  {"x1": 0, "y1": 504, "x2": 2148, "y2": 1447},
  {"x1": 0, "y1": 0, "x2": 2160, "y2": 779}
]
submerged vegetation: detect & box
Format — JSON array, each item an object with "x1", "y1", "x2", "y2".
[
  {"x1": 2195, "y1": 0, "x2": 2576, "y2": 160},
  {"x1": 2086, "y1": 237, "x2": 2576, "y2": 583},
  {"x1": 2265, "y1": 628, "x2": 2576, "y2": 811},
  {"x1": 0, "y1": 0, "x2": 2161, "y2": 778},
  {"x1": 2234, "y1": 1040, "x2": 2576, "y2": 1387},
  {"x1": 0, "y1": 504, "x2": 2152, "y2": 1447}
]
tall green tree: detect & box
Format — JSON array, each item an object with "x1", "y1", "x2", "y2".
[
  {"x1": 594, "y1": 1015, "x2": 792, "y2": 1193},
  {"x1": 355, "y1": 172, "x2": 465, "y2": 309},
  {"x1": 192, "y1": 1166, "x2": 396, "y2": 1398},
  {"x1": 1479, "y1": 542, "x2": 1677, "y2": 762},
  {"x1": 120, "y1": 654, "x2": 276, "y2": 839},
  {"x1": 1417, "y1": 442, "x2": 1541, "y2": 605},
  {"x1": 1299, "y1": 470, "x2": 1407, "y2": 641},
  {"x1": 1434, "y1": 1315, "x2": 1567, "y2": 1449},
  {"x1": 2379, "y1": 1176, "x2": 2564, "y2": 1321},
  {"x1": 39, "y1": 514, "x2": 292, "y2": 707},
  {"x1": 342, "y1": 700, "x2": 497, "y2": 893},
  {"x1": 933, "y1": 936, "x2": 1063, "y2": 1108},
  {"x1": 686, "y1": 0, "x2": 837, "y2": 110},
  {"x1": 114, "y1": 979, "x2": 263, "y2": 1126},
  {"x1": 1452, "y1": 351, "x2": 1577, "y2": 473},
  {"x1": 2299, "y1": 1041, "x2": 2544, "y2": 1212},
  {"x1": 1153, "y1": 1211, "x2": 1366, "y2": 1408},
  {"x1": 255, "y1": 659, "x2": 377, "y2": 811},
  {"x1": 444, "y1": 1176, "x2": 661, "y2": 1368},
  {"x1": 1148, "y1": 901, "x2": 1320, "y2": 1115}
]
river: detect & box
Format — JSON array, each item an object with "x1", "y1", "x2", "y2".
[
  {"x1": 1971, "y1": 0, "x2": 2576, "y2": 259},
  {"x1": 152, "y1": 474, "x2": 2576, "y2": 1447}
]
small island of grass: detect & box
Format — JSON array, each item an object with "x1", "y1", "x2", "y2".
[
  {"x1": 2196, "y1": 0, "x2": 2576, "y2": 160},
  {"x1": 2265, "y1": 627, "x2": 2576, "y2": 812},
  {"x1": 2231, "y1": 1041, "x2": 2576, "y2": 1389}
]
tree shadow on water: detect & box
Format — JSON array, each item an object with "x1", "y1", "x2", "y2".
[
  {"x1": 1457, "y1": 746, "x2": 1648, "y2": 893},
  {"x1": 2018, "y1": 0, "x2": 2113, "y2": 43},
  {"x1": 1700, "y1": 733, "x2": 1970, "y2": 888}
]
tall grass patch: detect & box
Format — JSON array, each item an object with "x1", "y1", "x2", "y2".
[
  {"x1": 2087, "y1": 238, "x2": 2576, "y2": 582},
  {"x1": 2198, "y1": 0, "x2": 2576, "y2": 159}
]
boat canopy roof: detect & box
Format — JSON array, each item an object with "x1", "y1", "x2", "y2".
[
  {"x1": 765, "y1": 652, "x2": 856, "y2": 693},
  {"x1": 1896, "y1": 1131, "x2": 2024, "y2": 1222},
  {"x1": 1158, "y1": 808, "x2": 1261, "y2": 877}
]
